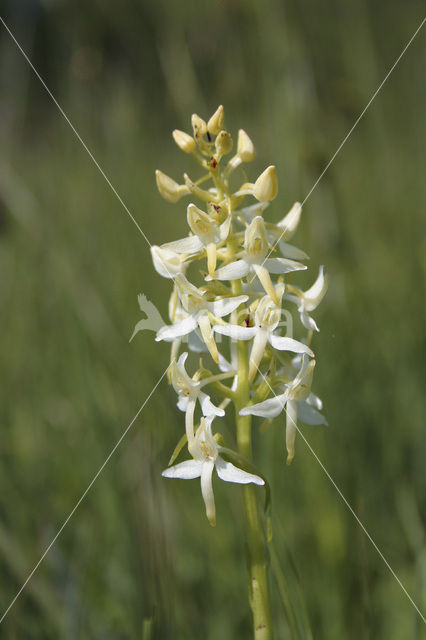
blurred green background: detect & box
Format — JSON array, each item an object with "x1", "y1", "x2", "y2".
[{"x1": 0, "y1": 1, "x2": 425, "y2": 638}]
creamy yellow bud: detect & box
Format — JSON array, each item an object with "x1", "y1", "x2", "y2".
[
  {"x1": 155, "y1": 170, "x2": 187, "y2": 203},
  {"x1": 215, "y1": 130, "x2": 233, "y2": 156},
  {"x1": 207, "y1": 105, "x2": 224, "y2": 135},
  {"x1": 253, "y1": 165, "x2": 278, "y2": 202},
  {"x1": 191, "y1": 113, "x2": 207, "y2": 138},
  {"x1": 237, "y1": 129, "x2": 256, "y2": 162},
  {"x1": 245, "y1": 215, "x2": 268, "y2": 259},
  {"x1": 187, "y1": 204, "x2": 214, "y2": 236},
  {"x1": 172, "y1": 129, "x2": 196, "y2": 154}
]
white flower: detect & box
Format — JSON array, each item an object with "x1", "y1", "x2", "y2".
[
  {"x1": 207, "y1": 216, "x2": 306, "y2": 304},
  {"x1": 150, "y1": 245, "x2": 188, "y2": 279},
  {"x1": 162, "y1": 416, "x2": 264, "y2": 526},
  {"x1": 156, "y1": 274, "x2": 248, "y2": 363},
  {"x1": 239, "y1": 354, "x2": 327, "y2": 463},
  {"x1": 163, "y1": 204, "x2": 231, "y2": 278},
  {"x1": 170, "y1": 352, "x2": 226, "y2": 443},
  {"x1": 214, "y1": 286, "x2": 314, "y2": 381},
  {"x1": 285, "y1": 266, "x2": 328, "y2": 331}
]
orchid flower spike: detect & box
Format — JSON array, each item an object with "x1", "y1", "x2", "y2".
[{"x1": 162, "y1": 416, "x2": 264, "y2": 526}]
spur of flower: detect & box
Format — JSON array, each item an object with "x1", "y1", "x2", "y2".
[
  {"x1": 155, "y1": 273, "x2": 248, "y2": 363},
  {"x1": 214, "y1": 285, "x2": 314, "y2": 381},
  {"x1": 240, "y1": 354, "x2": 327, "y2": 463},
  {"x1": 162, "y1": 416, "x2": 264, "y2": 526}
]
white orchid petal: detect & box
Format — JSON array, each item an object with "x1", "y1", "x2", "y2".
[
  {"x1": 300, "y1": 310, "x2": 319, "y2": 332},
  {"x1": 214, "y1": 324, "x2": 257, "y2": 341},
  {"x1": 307, "y1": 392, "x2": 323, "y2": 410},
  {"x1": 156, "y1": 315, "x2": 198, "y2": 342},
  {"x1": 297, "y1": 401, "x2": 328, "y2": 426},
  {"x1": 177, "y1": 395, "x2": 189, "y2": 412},
  {"x1": 277, "y1": 202, "x2": 302, "y2": 240},
  {"x1": 303, "y1": 265, "x2": 328, "y2": 311},
  {"x1": 208, "y1": 295, "x2": 248, "y2": 318},
  {"x1": 264, "y1": 257, "x2": 307, "y2": 274},
  {"x1": 200, "y1": 460, "x2": 216, "y2": 526},
  {"x1": 239, "y1": 391, "x2": 288, "y2": 418},
  {"x1": 163, "y1": 235, "x2": 203, "y2": 254},
  {"x1": 215, "y1": 457, "x2": 264, "y2": 485},
  {"x1": 199, "y1": 391, "x2": 225, "y2": 417},
  {"x1": 269, "y1": 335, "x2": 314, "y2": 357},
  {"x1": 211, "y1": 259, "x2": 250, "y2": 281},
  {"x1": 278, "y1": 241, "x2": 309, "y2": 261},
  {"x1": 162, "y1": 459, "x2": 203, "y2": 479}
]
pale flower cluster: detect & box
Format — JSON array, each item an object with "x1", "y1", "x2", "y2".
[{"x1": 133, "y1": 106, "x2": 327, "y2": 524}]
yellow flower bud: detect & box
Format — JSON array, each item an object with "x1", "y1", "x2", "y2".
[
  {"x1": 155, "y1": 170, "x2": 187, "y2": 203},
  {"x1": 253, "y1": 165, "x2": 278, "y2": 202},
  {"x1": 191, "y1": 113, "x2": 207, "y2": 138},
  {"x1": 172, "y1": 129, "x2": 196, "y2": 154},
  {"x1": 207, "y1": 105, "x2": 224, "y2": 135},
  {"x1": 237, "y1": 129, "x2": 256, "y2": 162},
  {"x1": 215, "y1": 130, "x2": 233, "y2": 157}
]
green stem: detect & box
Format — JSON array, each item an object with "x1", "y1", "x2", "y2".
[{"x1": 235, "y1": 338, "x2": 273, "y2": 639}]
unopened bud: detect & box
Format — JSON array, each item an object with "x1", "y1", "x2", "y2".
[
  {"x1": 207, "y1": 105, "x2": 224, "y2": 135},
  {"x1": 155, "y1": 170, "x2": 187, "y2": 203},
  {"x1": 215, "y1": 130, "x2": 233, "y2": 157},
  {"x1": 191, "y1": 113, "x2": 207, "y2": 138},
  {"x1": 172, "y1": 129, "x2": 196, "y2": 154},
  {"x1": 253, "y1": 165, "x2": 278, "y2": 202},
  {"x1": 237, "y1": 129, "x2": 256, "y2": 162}
]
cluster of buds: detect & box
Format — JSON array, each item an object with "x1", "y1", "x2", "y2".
[{"x1": 133, "y1": 106, "x2": 327, "y2": 525}]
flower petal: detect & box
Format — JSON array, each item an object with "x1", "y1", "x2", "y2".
[
  {"x1": 303, "y1": 265, "x2": 328, "y2": 311},
  {"x1": 156, "y1": 315, "x2": 198, "y2": 342},
  {"x1": 209, "y1": 259, "x2": 249, "y2": 281},
  {"x1": 264, "y1": 257, "x2": 307, "y2": 274},
  {"x1": 215, "y1": 457, "x2": 264, "y2": 485},
  {"x1": 208, "y1": 295, "x2": 248, "y2": 318},
  {"x1": 239, "y1": 391, "x2": 288, "y2": 418},
  {"x1": 300, "y1": 310, "x2": 320, "y2": 332},
  {"x1": 214, "y1": 324, "x2": 257, "y2": 341},
  {"x1": 163, "y1": 235, "x2": 203, "y2": 254},
  {"x1": 199, "y1": 391, "x2": 225, "y2": 417},
  {"x1": 269, "y1": 334, "x2": 314, "y2": 357},
  {"x1": 278, "y1": 241, "x2": 309, "y2": 261},
  {"x1": 297, "y1": 401, "x2": 328, "y2": 426},
  {"x1": 162, "y1": 459, "x2": 203, "y2": 479}
]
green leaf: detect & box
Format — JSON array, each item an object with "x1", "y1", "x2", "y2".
[{"x1": 168, "y1": 433, "x2": 188, "y2": 466}]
